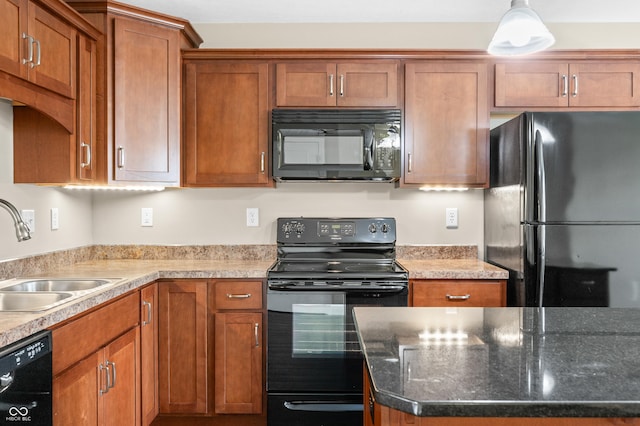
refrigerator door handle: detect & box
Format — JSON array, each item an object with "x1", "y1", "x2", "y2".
[
  {"x1": 534, "y1": 129, "x2": 546, "y2": 223},
  {"x1": 537, "y1": 224, "x2": 546, "y2": 307}
]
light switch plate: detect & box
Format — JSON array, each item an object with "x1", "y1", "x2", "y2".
[
  {"x1": 51, "y1": 208, "x2": 59, "y2": 230},
  {"x1": 141, "y1": 208, "x2": 153, "y2": 227}
]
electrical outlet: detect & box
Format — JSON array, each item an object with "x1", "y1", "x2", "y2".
[
  {"x1": 21, "y1": 209, "x2": 35, "y2": 233},
  {"x1": 51, "y1": 208, "x2": 59, "y2": 230},
  {"x1": 141, "y1": 208, "x2": 153, "y2": 227},
  {"x1": 246, "y1": 208, "x2": 259, "y2": 227},
  {"x1": 446, "y1": 208, "x2": 458, "y2": 229}
]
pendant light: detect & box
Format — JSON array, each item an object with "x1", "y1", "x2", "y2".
[{"x1": 488, "y1": 0, "x2": 555, "y2": 56}]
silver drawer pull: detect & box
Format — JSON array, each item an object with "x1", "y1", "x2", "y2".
[
  {"x1": 254, "y1": 322, "x2": 260, "y2": 347},
  {"x1": 446, "y1": 294, "x2": 471, "y2": 300},
  {"x1": 226, "y1": 293, "x2": 251, "y2": 299}
]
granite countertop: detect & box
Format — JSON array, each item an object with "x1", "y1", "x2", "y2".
[
  {"x1": 0, "y1": 258, "x2": 273, "y2": 347},
  {"x1": 354, "y1": 306, "x2": 640, "y2": 418},
  {"x1": 398, "y1": 258, "x2": 508, "y2": 280},
  {"x1": 0, "y1": 246, "x2": 506, "y2": 348}
]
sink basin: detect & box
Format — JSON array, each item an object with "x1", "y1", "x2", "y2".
[
  {"x1": 0, "y1": 279, "x2": 112, "y2": 293},
  {"x1": 0, "y1": 278, "x2": 123, "y2": 312},
  {"x1": 0, "y1": 291, "x2": 74, "y2": 312}
]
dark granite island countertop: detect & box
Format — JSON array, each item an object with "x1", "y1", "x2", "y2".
[{"x1": 353, "y1": 307, "x2": 640, "y2": 418}]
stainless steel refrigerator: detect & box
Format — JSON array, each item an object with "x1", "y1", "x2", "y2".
[{"x1": 485, "y1": 111, "x2": 640, "y2": 307}]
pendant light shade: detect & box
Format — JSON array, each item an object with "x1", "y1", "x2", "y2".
[{"x1": 488, "y1": 0, "x2": 555, "y2": 56}]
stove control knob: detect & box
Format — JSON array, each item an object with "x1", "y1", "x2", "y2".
[
  {"x1": 381, "y1": 223, "x2": 390, "y2": 233},
  {"x1": 295, "y1": 223, "x2": 305, "y2": 234},
  {"x1": 368, "y1": 223, "x2": 377, "y2": 233},
  {"x1": 282, "y1": 223, "x2": 292, "y2": 234}
]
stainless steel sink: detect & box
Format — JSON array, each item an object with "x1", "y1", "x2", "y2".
[
  {"x1": 0, "y1": 291, "x2": 74, "y2": 312},
  {"x1": 0, "y1": 279, "x2": 112, "y2": 292},
  {"x1": 0, "y1": 278, "x2": 123, "y2": 312}
]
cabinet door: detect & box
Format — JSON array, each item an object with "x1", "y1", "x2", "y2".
[
  {"x1": 53, "y1": 351, "x2": 102, "y2": 426},
  {"x1": 495, "y1": 62, "x2": 569, "y2": 107},
  {"x1": 183, "y1": 61, "x2": 271, "y2": 186},
  {"x1": 76, "y1": 35, "x2": 96, "y2": 182},
  {"x1": 140, "y1": 284, "x2": 158, "y2": 425},
  {"x1": 214, "y1": 312, "x2": 263, "y2": 414},
  {"x1": 569, "y1": 62, "x2": 640, "y2": 107},
  {"x1": 336, "y1": 62, "x2": 399, "y2": 107},
  {"x1": 113, "y1": 17, "x2": 180, "y2": 184},
  {"x1": 104, "y1": 328, "x2": 141, "y2": 426},
  {"x1": 158, "y1": 280, "x2": 208, "y2": 414},
  {"x1": 276, "y1": 62, "x2": 336, "y2": 106},
  {"x1": 404, "y1": 62, "x2": 488, "y2": 187},
  {"x1": 411, "y1": 279, "x2": 506, "y2": 307},
  {"x1": 276, "y1": 62, "x2": 399, "y2": 107},
  {"x1": 28, "y1": 0, "x2": 76, "y2": 98},
  {"x1": 0, "y1": 0, "x2": 27, "y2": 79}
]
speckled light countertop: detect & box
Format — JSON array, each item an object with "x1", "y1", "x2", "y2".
[
  {"x1": 0, "y1": 258, "x2": 273, "y2": 347},
  {"x1": 355, "y1": 307, "x2": 640, "y2": 418},
  {"x1": 0, "y1": 244, "x2": 506, "y2": 347},
  {"x1": 399, "y1": 259, "x2": 508, "y2": 280}
]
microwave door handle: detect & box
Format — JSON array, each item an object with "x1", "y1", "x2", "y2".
[{"x1": 363, "y1": 129, "x2": 374, "y2": 170}]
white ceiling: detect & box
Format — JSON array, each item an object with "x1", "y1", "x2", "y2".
[{"x1": 118, "y1": 0, "x2": 640, "y2": 24}]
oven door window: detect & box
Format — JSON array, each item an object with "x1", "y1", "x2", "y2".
[
  {"x1": 281, "y1": 132, "x2": 364, "y2": 166},
  {"x1": 292, "y1": 302, "x2": 346, "y2": 357}
]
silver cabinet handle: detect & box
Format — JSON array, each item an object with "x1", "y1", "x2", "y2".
[
  {"x1": 446, "y1": 294, "x2": 471, "y2": 300},
  {"x1": 33, "y1": 39, "x2": 41, "y2": 68},
  {"x1": 260, "y1": 152, "x2": 265, "y2": 173},
  {"x1": 339, "y1": 74, "x2": 344, "y2": 97},
  {"x1": 254, "y1": 323, "x2": 260, "y2": 347},
  {"x1": 407, "y1": 153, "x2": 413, "y2": 173},
  {"x1": 329, "y1": 74, "x2": 334, "y2": 96},
  {"x1": 22, "y1": 33, "x2": 33, "y2": 65},
  {"x1": 117, "y1": 146, "x2": 125, "y2": 168},
  {"x1": 142, "y1": 300, "x2": 152, "y2": 325},
  {"x1": 99, "y1": 363, "x2": 110, "y2": 395},
  {"x1": 561, "y1": 75, "x2": 568, "y2": 97},
  {"x1": 572, "y1": 74, "x2": 578, "y2": 97},
  {"x1": 108, "y1": 361, "x2": 116, "y2": 390},
  {"x1": 80, "y1": 142, "x2": 91, "y2": 169},
  {"x1": 226, "y1": 293, "x2": 251, "y2": 299}
]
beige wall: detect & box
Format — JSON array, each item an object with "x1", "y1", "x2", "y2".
[{"x1": 2, "y1": 22, "x2": 639, "y2": 262}]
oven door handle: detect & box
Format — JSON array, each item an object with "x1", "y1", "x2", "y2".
[
  {"x1": 268, "y1": 283, "x2": 407, "y2": 292},
  {"x1": 284, "y1": 401, "x2": 363, "y2": 412}
]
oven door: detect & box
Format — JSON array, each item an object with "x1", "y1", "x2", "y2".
[{"x1": 266, "y1": 286, "x2": 408, "y2": 394}]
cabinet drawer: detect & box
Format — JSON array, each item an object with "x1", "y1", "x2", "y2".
[
  {"x1": 51, "y1": 291, "x2": 139, "y2": 374},
  {"x1": 412, "y1": 280, "x2": 506, "y2": 307},
  {"x1": 214, "y1": 280, "x2": 263, "y2": 310}
]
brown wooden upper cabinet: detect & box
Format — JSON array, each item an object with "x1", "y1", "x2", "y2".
[
  {"x1": 0, "y1": 0, "x2": 77, "y2": 99},
  {"x1": 403, "y1": 61, "x2": 489, "y2": 187},
  {"x1": 66, "y1": 0, "x2": 202, "y2": 186},
  {"x1": 276, "y1": 61, "x2": 399, "y2": 107},
  {"x1": 182, "y1": 60, "x2": 272, "y2": 187},
  {"x1": 495, "y1": 61, "x2": 640, "y2": 108}
]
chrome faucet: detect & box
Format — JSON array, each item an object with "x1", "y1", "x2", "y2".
[{"x1": 0, "y1": 199, "x2": 31, "y2": 242}]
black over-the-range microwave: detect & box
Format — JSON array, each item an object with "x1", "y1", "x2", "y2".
[{"x1": 271, "y1": 109, "x2": 401, "y2": 182}]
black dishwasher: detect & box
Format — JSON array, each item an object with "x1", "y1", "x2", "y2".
[{"x1": 0, "y1": 330, "x2": 52, "y2": 425}]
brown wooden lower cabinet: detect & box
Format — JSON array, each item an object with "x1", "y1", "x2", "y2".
[
  {"x1": 53, "y1": 325, "x2": 140, "y2": 426},
  {"x1": 375, "y1": 407, "x2": 640, "y2": 426},
  {"x1": 141, "y1": 283, "x2": 159, "y2": 425},
  {"x1": 156, "y1": 279, "x2": 265, "y2": 418},
  {"x1": 214, "y1": 312, "x2": 263, "y2": 414},
  {"x1": 411, "y1": 279, "x2": 506, "y2": 307},
  {"x1": 158, "y1": 280, "x2": 208, "y2": 414}
]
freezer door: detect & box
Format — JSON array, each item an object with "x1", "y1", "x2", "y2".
[
  {"x1": 529, "y1": 111, "x2": 640, "y2": 223},
  {"x1": 527, "y1": 224, "x2": 640, "y2": 307}
]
